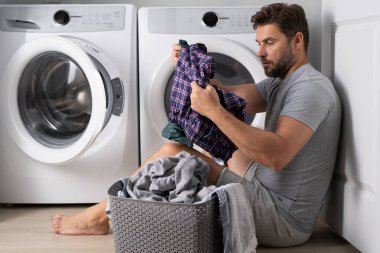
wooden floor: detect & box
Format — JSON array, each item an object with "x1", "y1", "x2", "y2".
[{"x1": 0, "y1": 204, "x2": 360, "y2": 253}]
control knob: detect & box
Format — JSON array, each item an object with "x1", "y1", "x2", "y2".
[
  {"x1": 54, "y1": 10, "x2": 70, "y2": 25},
  {"x1": 202, "y1": 11, "x2": 218, "y2": 27}
]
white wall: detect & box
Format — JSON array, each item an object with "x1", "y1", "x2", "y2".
[{"x1": 321, "y1": 1, "x2": 380, "y2": 253}]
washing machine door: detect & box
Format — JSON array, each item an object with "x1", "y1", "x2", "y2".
[
  {"x1": 147, "y1": 37, "x2": 267, "y2": 135},
  {"x1": 1, "y1": 36, "x2": 108, "y2": 164}
]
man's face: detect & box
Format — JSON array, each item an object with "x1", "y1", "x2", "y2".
[{"x1": 256, "y1": 24, "x2": 295, "y2": 78}]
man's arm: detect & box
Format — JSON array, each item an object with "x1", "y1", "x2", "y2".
[
  {"x1": 209, "y1": 79, "x2": 266, "y2": 114},
  {"x1": 190, "y1": 82, "x2": 313, "y2": 171}
]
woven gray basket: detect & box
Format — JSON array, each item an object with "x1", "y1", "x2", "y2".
[{"x1": 108, "y1": 180, "x2": 223, "y2": 253}]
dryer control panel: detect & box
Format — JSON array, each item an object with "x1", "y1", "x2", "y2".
[
  {"x1": 148, "y1": 7, "x2": 260, "y2": 34},
  {"x1": 0, "y1": 5, "x2": 125, "y2": 32}
]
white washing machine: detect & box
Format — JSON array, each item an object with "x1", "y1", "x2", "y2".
[
  {"x1": 0, "y1": 4, "x2": 139, "y2": 203},
  {"x1": 138, "y1": 7, "x2": 267, "y2": 162}
]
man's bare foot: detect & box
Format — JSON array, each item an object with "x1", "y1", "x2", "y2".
[{"x1": 51, "y1": 201, "x2": 110, "y2": 235}]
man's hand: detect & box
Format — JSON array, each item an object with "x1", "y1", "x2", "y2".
[
  {"x1": 190, "y1": 81, "x2": 221, "y2": 119},
  {"x1": 171, "y1": 44, "x2": 181, "y2": 66}
]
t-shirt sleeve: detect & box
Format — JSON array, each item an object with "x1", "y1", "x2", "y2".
[
  {"x1": 256, "y1": 78, "x2": 271, "y2": 104},
  {"x1": 281, "y1": 83, "x2": 333, "y2": 132}
]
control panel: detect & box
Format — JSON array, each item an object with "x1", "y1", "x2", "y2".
[
  {"x1": 148, "y1": 7, "x2": 260, "y2": 34},
  {"x1": 47, "y1": 6, "x2": 125, "y2": 32},
  {"x1": 0, "y1": 6, "x2": 125, "y2": 32}
]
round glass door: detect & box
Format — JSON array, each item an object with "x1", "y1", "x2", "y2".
[
  {"x1": 18, "y1": 52, "x2": 116, "y2": 149},
  {"x1": 1, "y1": 36, "x2": 107, "y2": 164},
  {"x1": 147, "y1": 37, "x2": 266, "y2": 137},
  {"x1": 18, "y1": 52, "x2": 92, "y2": 148}
]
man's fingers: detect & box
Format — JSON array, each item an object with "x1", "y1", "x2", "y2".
[
  {"x1": 190, "y1": 81, "x2": 199, "y2": 90},
  {"x1": 172, "y1": 43, "x2": 182, "y2": 51}
]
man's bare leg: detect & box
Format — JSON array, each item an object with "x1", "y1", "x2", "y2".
[{"x1": 51, "y1": 142, "x2": 227, "y2": 235}]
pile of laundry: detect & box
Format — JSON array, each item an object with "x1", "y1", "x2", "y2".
[{"x1": 107, "y1": 151, "x2": 257, "y2": 253}]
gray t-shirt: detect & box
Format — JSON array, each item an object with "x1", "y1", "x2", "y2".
[{"x1": 255, "y1": 63, "x2": 341, "y2": 233}]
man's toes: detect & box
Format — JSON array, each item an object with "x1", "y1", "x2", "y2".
[{"x1": 51, "y1": 214, "x2": 62, "y2": 222}]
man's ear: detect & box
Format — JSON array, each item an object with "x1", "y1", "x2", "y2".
[{"x1": 294, "y1": 32, "x2": 304, "y2": 50}]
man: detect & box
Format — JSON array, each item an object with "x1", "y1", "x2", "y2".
[{"x1": 51, "y1": 3, "x2": 341, "y2": 247}]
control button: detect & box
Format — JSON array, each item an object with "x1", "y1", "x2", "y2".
[
  {"x1": 202, "y1": 11, "x2": 218, "y2": 27},
  {"x1": 54, "y1": 10, "x2": 70, "y2": 25}
]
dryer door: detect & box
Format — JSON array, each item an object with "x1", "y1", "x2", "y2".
[
  {"x1": 147, "y1": 37, "x2": 267, "y2": 136},
  {"x1": 1, "y1": 36, "x2": 108, "y2": 164}
]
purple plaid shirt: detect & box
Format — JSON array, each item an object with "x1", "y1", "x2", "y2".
[{"x1": 168, "y1": 42, "x2": 247, "y2": 163}]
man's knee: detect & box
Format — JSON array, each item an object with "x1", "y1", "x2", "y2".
[
  {"x1": 227, "y1": 150, "x2": 252, "y2": 177},
  {"x1": 158, "y1": 142, "x2": 187, "y2": 157}
]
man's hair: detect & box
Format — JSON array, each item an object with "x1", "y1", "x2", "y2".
[{"x1": 251, "y1": 3, "x2": 309, "y2": 51}]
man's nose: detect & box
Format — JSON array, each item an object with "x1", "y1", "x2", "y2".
[{"x1": 257, "y1": 45, "x2": 266, "y2": 58}]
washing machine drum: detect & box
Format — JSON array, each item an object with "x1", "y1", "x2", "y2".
[{"x1": 17, "y1": 51, "x2": 116, "y2": 149}]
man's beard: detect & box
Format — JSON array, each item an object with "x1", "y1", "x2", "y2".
[{"x1": 262, "y1": 44, "x2": 294, "y2": 78}]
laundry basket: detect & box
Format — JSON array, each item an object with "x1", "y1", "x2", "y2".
[{"x1": 108, "y1": 180, "x2": 223, "y2": 253}]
